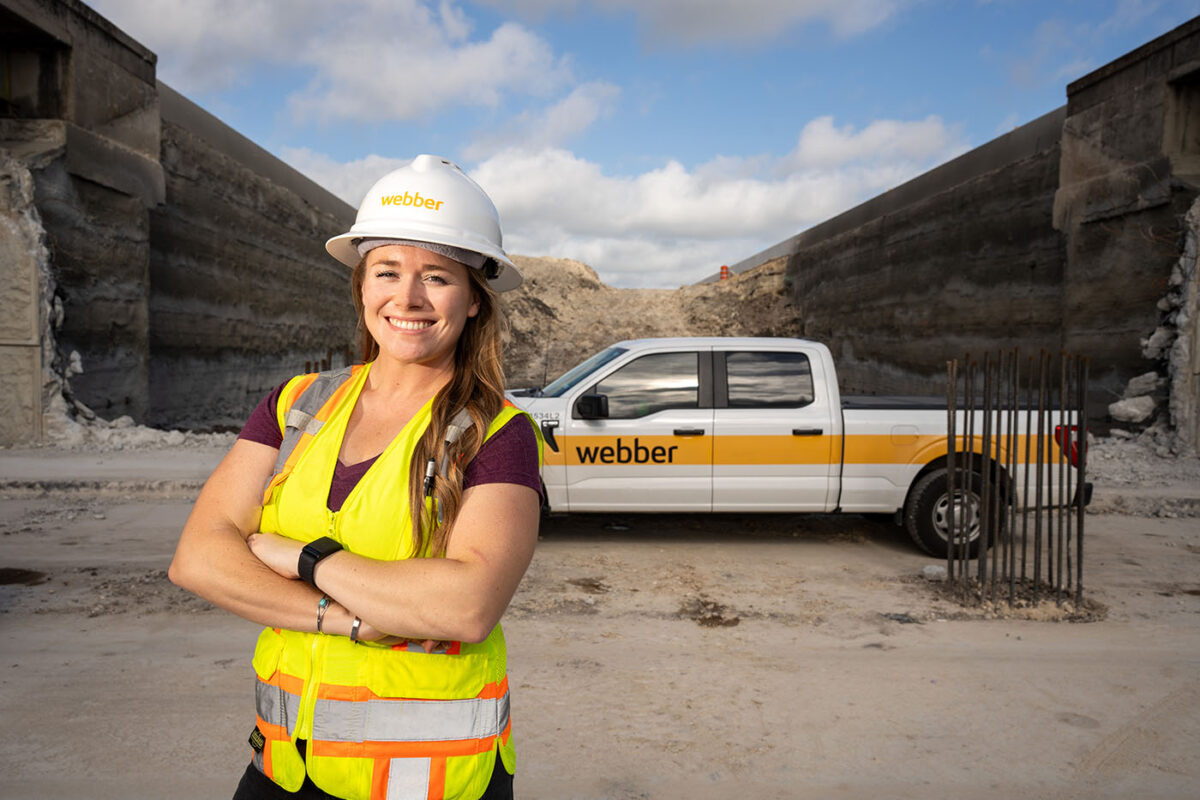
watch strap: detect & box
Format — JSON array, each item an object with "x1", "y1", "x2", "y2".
[{"x1": 298, "y1": 536, "x2": 343, "y2": 589}]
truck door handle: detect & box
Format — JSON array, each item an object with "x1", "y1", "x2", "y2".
[
  {"x1": 673, "y1": 428, "x2": 706, "y2": 436},
  {"x1": 793, "y1": 428, "x2": 823, "y2": 436}
]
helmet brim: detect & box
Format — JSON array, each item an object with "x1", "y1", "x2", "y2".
[{"x1": 325, "y1": 232, "x2": 523, "y2": 292}]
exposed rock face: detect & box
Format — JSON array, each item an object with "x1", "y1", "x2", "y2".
[
  {"x1": 499, "y1": 255, "x2": 799, "y2": 389},
  {"x1": 1162, "y1": 198, "x2": 1200, "y2": 453},
  {"x1": 0, "y1": 152, "x2": 55, "y2": 445}
]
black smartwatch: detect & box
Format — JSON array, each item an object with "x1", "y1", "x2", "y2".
[{"x1": 298, "y1": 537, "x2": 343, "y2": 589}]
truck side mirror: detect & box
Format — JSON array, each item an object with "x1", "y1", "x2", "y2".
[{"x1": 574, "y1": 394, "x2": 609, "y2": 419}]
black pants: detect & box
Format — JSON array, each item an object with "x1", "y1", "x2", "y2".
[{"x1": 232, "y1": 746, "x2": 514, "y2": 799}]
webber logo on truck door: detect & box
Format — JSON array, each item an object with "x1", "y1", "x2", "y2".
[{"x1": 575, "y1": 437, "x2": 679, "y2": 464}]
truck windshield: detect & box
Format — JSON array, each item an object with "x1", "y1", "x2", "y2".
[{"x1": 540, "y1": 346, "x2": 628, "y2": 397}]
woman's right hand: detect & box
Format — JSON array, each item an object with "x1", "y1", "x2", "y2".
[
  {"x1": 245, "y1": 532, "x2": 303, "y2": 580},
  {"x1": 331, "y1": 612, "x2": 438, "y2": 652}
]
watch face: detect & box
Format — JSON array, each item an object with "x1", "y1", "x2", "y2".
[{"x1": 307, "y1": 537, "x2": 341, "y2": 557}]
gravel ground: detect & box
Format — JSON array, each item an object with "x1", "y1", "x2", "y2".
[{"x1": 0, "y1": 425, "x2": 1197, "y2": 799}]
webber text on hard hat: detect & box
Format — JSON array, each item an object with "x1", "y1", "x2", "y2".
[{"x1": 381, "y1": 191, "x2": 444, "y2": 211}]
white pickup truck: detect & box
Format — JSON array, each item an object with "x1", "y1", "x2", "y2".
[{"x1": 507, "y1": 337, "x2": 1087, "y2": 557}]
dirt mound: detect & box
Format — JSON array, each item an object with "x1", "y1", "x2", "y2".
[{"x1": 499, "y1": 255, "x2": 799, "y2": 389}]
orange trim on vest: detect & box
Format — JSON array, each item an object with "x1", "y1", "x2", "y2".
[
  {"x1": 261, "y1": 366, "x2": 367, "y2": 503},
  {"x1": 370, "y1": 757, "x2": 389, "y2": 800},
  {"x1": 311, "y1": 737, "x2": 500, "y2": 760},
  {"x1": 256, "y1": 716, "x2": 289, "y2": 743},
  {"x1": 263, "y1": 670, "x2": 306, "y2": 697},
  {"x1": 427, "y1": 756, "x2": 447, "y2": 800}
]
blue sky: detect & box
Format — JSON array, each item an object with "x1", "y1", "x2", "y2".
[{"x1": 92, "y1": 0, "x2": 1200, "y2": 287}]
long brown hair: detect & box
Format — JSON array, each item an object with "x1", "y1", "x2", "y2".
[{"x1": 350, "y1": 257, "x2": 507, "y2": 557}]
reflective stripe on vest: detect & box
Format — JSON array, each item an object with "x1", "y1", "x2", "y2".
[
  {"x1": 255, "y1": 673, "x2": 510, "y2": 751},
  {"x1": 256, "y1": 673, "x2": 301, "y2": 740}
]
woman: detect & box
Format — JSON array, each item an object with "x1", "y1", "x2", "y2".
[{"x1": 169, "y1": 155, "x2": 542, "y2": 800}]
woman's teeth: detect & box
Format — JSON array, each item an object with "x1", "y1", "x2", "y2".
[{"x1": 389, "y1": 319, "x2": 433, "y2": 331}]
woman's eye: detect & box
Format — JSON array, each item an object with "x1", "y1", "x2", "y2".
[
  {"x1": 425, "y1": 274, "x2": 449, "y2": 285},
  {"x1": 374, "y1": 270, "x2": 397, "y2": 279}
]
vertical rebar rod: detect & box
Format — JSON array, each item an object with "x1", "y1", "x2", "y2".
[
  {"x1": 1057, "y1": 353, "x2": 1068, "y2": 605},
  {"x1": 947, "y1": 359, "x2": 958, "y2": 581},
  {"x1": 988, "y1": 352, "x2": 1008, "y2": 604},
  {"x1": 1044, "y1": 352, "x2": 1055, "y2": 591},
  {"x1": 1033, "y1": 351, "x2": 1047, "y2": 604},
  {"x1": 986, "y1": 353, "x2": 997, "y2": 602},
  {"x1": 992, "y1": 352, "x2": 1004, "y2": 602},
  {"x1": 963, "y1": 359, "x2": 977, "y2": 589},
  {"x1": 1021, "y1": 356, "x2": 1034, "y2": 583},
  {"x1": 979, "y1": 353, "x2": 993, "y2": 592},
  {"x1": 1008, "y1": 349, "x2": 1020, "y2": 606},
  {"x1": 1076, "y1": 357, "x2": 1089, "y2": 606},
  {"x1": 1070, "y1": 355, "x2": 1080, "y2": 594}
]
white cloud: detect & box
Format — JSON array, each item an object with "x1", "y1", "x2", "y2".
[
  {"x1": 289, "y1": 20, "x2": 567, "y2": 122},
  {"x1": 90, "y1": 0, "x2": 571, "y2": 120},
  {"x1": 284, "y1": 115, "x2": 968, "y2": 288},
  {"x1": 462, "y1": 81, "x2": 621, "y2": 160},
  {"x1": 783, "y1": 115, "x2": 962, "y2": 170},
  {"x1": 479, "y1": 0, "x2": 909, "y2": 44},
  {"x1": 279, "y1": 148, "x2": 411, "y2": 207}
]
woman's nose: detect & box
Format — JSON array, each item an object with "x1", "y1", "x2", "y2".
[{"x1": 395, "y1": 275, "x2": 428, "y2": 308}]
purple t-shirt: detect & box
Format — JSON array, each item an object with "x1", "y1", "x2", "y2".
[{"x1": 239, "y1": 381, "x2": 541, "y2": 512}]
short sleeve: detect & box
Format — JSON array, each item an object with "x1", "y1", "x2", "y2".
[
  {"x1": 237, "y1": 381, "x2": 289, "y2": 449},
  {"x1": 463, "y1": 415, "x2": 542, "y2": 499}
]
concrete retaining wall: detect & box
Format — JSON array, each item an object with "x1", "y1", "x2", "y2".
[
  {"x1": 1, "y1": 0, "x2": 355, "y2": 441},
  {"x1": 148, "y1": 86, "x2": 355, "y2": 430},
  {"x1": 787, "y1": 109, "x2": 1067, "y2": 396}
]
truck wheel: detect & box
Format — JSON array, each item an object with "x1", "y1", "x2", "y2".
[{"x1": 904, "y1": 468, "x2": 1003, "y2": 559}]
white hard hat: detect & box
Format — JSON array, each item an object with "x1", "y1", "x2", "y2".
[{"x1": 326, "y1": 154, "x2": 522, "y2": 292}]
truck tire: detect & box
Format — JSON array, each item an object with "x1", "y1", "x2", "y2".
[{"x1": 904, "y1": 468, "x2": 1003, "y2": 559}]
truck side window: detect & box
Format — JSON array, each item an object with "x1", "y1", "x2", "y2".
[
  {"x1": 594, "y1": 352, "x2": 699, "y2": 419},
  {"x1": 726, "y1": 351, "x2": 814, "y2": 408}
]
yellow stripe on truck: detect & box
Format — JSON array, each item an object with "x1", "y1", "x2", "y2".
[
  {"x1": 714, "y1": 435, "x2": 835, "y2": 465},
  {"x1": 843, "y1": 434, "x2": 1069, "y2": 465},
  {"x1": 553, "y1": 433, "x2": 1069, "y2": 468}
]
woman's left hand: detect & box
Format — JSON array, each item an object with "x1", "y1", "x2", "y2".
[{"x1": 247, "y1": 532, "x2": 304, "y2": 580}]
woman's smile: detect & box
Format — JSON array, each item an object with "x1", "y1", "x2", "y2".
[{"x1": 385, "y1": 317, "x2": 435, "y2": 332}]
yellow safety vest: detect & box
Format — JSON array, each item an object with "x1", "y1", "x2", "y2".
[{"x1": 249, "y1": 362, "x2": 538, "y2": 800}]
